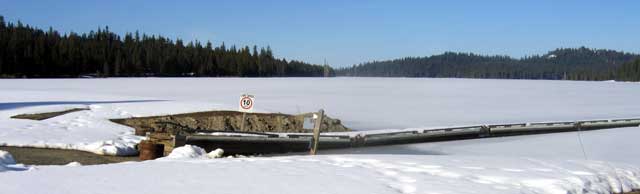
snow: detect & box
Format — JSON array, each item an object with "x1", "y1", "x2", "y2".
[
  {"x1": 164, "y1": 145, "x2": 208, "y2": 159},
  {"x1": 0, "y1": 151, "x2": 15, "y2": 165},
  {"x1": 1, "y1": 154, "x2": 639, "y2": 194},
  {"x1": 164, "y1": 145, "x2": 224, "y2": 159},
  {"x1": 1, "y1": 78, "x2": 639, "y2": 155},
  {"x1": 196, "y1": 131, "x2": 274, "y2": 137},
  {"x1": 207, "y1": 148, "x2": 225, "y2": 158},
  {"x1": 0, "y1": 150, "x2": 28, "y2": 172},
  {"x1": 64, "y1": 162, "x2": 82, "y2": 167},
  {"x1": 1, "y1": 78, "x2": 640, "y2": 193},
  {"x1": 326, "y1": 127, "x2": 640, "y2": 166}
]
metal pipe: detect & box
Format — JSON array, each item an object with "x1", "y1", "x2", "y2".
[{"x1": 171, "y1": 117, "x2": 640, "y2": 155}]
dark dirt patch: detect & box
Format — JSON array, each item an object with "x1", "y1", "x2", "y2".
[
  {"x1": 111, "y1": 110, "x2": 350, "y2": 134},
  {"x1": 10, "y1": 108, "x2": 89, "y2": 121},
  {"x1": 0, "y1": 146, "x2": 138, "y2": 165}
]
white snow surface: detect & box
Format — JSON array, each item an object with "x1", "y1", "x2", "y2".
[
  {"x1": 1, "y1": 78, "x2": 639, "y2": 155},
  {"x1": 163, "y1": 145, "x2": 224, "y2": 160},
  {"x1": 326, "y1": 127, "x2": 640, "y2": 166},
  {"x1": 1, "y1": 154, "x2": 640, "y2": 194},
  {"x1": 1, "y1": 78, "x2": 640, "y2": 193},
  {"x1": 164, "y1": 145, "x2": 208, "y2": 159},
  {"x1": 0, "y1": 150, "x2": 15, "y2": 165},
  {"x1": 0, "y1": 150, "x2": 28, "y2": 172}
]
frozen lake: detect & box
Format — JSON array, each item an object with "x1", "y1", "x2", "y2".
[
  {"x1": 3, "y1": 78, "x2": 640, "y2": 194},
  {"x1": 1, "y1": 77, "x2": 639, "y2": 155},
  {"x1": 1, "y1": 77, "x2": 639, "y2": 130}
]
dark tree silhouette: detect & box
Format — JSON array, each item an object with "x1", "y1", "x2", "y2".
[
  {"x1": 617, "y1": 59, "x2": 640, "y2": 81},
  {"x1": 338, "y1": 47, "x2": 640, "y2": 81},
  {"x1": 0, "y1": 16, "x2": 334, "y2": 78}
]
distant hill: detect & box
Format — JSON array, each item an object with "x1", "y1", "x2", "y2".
[
  {"x1": 338, "y1": 47, "x2": 640, "y2": 81},
  {"x1": 0, "y1": 15, "x2": 334, "y2": 78}
]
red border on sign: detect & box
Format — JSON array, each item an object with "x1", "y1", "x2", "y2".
[{"x1": 240, "y1": 97, "x2": 253, "y2": 110}]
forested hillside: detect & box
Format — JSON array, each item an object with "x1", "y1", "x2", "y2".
[
  {"x1": 617, "y1": 59, "x2": 640, "y2": 81},
  {"x1": 0, "y1": 16, "x2": 333, "y2": 78},
  {"x1": 339, "y1": 47, "x2": 640, "y2": 81}
]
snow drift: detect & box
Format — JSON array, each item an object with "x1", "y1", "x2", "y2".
[
  {"x1": 0, "y1": 150, "x2": 28, "y2": 172},
  {"x1": 0, "y1": 150, "x2": 16, "y2": 172}
]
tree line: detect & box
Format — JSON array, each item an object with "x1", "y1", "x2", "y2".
[
  {"x1": 2, "y1": 15, "x2": 639, "y2": 81},
  {"x1": 0, "y1": 16, "x2": 334, "y2": 78},
  {"x1": 617, "y1": 59, "x2": 640, "y2": 81},
  {"x1": 338, "y1": 47, "x2": 640, "y2": 81}
]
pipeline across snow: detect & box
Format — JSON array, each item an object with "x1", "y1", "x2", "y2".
[{"x1": 174, "y1": 117, "x2": 640, "y2": 155}]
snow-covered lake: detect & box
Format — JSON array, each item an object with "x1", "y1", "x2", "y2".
[
  {"x1": 2, "y1": 78, "x2": 640, "y2": 194},
  {"x1": 0, "y1": 77, "x2": 639, "y2": 155},
  {"x1": 2, "y1": 77, "x2": 639, "y2": 129}
]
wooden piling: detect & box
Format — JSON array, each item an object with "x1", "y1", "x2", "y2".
[
  {"x1": 138, "y1": 140, "x2": 165, "y2": 160},
  {"x1": 310, "y1": 109, "x2": 324, "y2": 155}
]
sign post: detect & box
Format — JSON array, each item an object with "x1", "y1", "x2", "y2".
[
  {"x1": 239, "y1": 94, "x2": 255, "y2": 131},
  {"x1": 310, "y1": 109, "x2": 324, "y2": 155}
]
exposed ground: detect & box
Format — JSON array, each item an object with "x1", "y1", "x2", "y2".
[
  {"x1": 0, "y1": 146, "x2": 138, "y2": 165},
  {"x1": 111, "y1": 110, "x2": 350, "y2": 134},
  {"x1": 10, "y1": 108, "x2": 89, "y2": 120}
]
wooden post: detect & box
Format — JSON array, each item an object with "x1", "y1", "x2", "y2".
[
  {"x1": 240, "y1": 112, "x2": 247, "y2": 131},
  {"x1": 139, "y1": 140, "x2": 165, "y2": 160},
  {"x1": 310, "y1": 109, "x2": 324, "y2": 155}
]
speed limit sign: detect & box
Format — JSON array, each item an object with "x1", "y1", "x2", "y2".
[{"x1": 239, "y1": 94, "x2": 255, "y2": 112}]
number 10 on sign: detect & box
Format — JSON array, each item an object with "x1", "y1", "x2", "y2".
[{"x1": 239, "y1": 94, "x2": 255, "y2": 113}]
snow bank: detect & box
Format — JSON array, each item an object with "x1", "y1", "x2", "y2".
[
  {"x1": 0, "y1": 150, "x2": 16, "y2": 166},
  {"x1": 82, "y1": 138, "x2": 141, "y2": 156},
  {"x1": 1, "y1": 134, "x2": 144, "y2": 156},
  {"x1": 0, "y1": 150, "x2": 28, "y2": 172},
  {"x1": 0, "y1": 102, "x2": 210, "y2": 156},
  {"x1": 207, "y1": 148, "x2": 224, "y2": 158},
  {"x1": 163, "y1": 145, "x2": 224, "y2": 159},
  {"x1": 165, "y1": 145, "x2": 208, "y2": 159},
  {"x1": 1, "y1": 155, "x2": 640, "y2": 194}
]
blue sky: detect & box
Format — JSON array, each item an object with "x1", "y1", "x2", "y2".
[{"x1": 2, "y1": 0, "x2": 639, "y2": 67}]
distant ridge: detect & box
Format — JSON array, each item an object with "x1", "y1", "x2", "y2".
[{"x1": 338, "y1": 47, "x2": 640, "y2": 81}]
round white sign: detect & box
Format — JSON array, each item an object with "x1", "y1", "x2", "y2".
[{"x1": 239, "y1": 94, "x2": 255, "y2": 112}]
